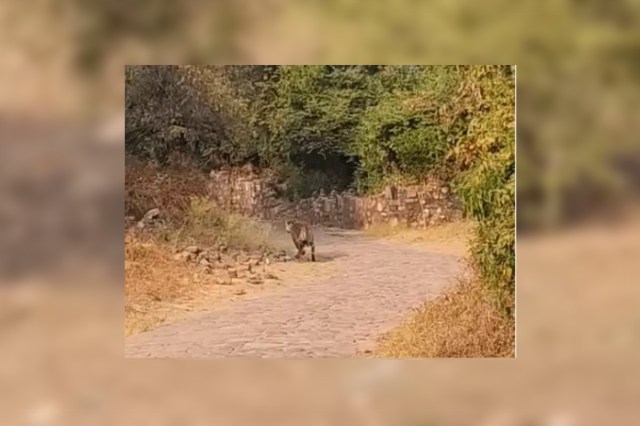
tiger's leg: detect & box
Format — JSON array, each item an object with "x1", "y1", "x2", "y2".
[
  {"x1": 294, "y1": 240, "x2": 304, "y2": 259},
  {"x1": 310, "y1": 242, "x2": 316, "y2": 262}
]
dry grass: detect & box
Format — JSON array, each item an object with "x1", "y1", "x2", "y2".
[
  {"x1": 125, "y1": 234, "x2": 206, "y2": 336},
  {"x1": 172, "y1": 197, "x2": 274, "y2": 252},
  {"x1": 366, "y1": 220, "x2": 474, "y2": 257},
  {"x1": 377, "y1": 277, "x2": 515, "y2": 358}
]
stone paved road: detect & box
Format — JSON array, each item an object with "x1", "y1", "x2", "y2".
[{"x1": 125, "y1": 227, "x2": 463, "y2": 358}]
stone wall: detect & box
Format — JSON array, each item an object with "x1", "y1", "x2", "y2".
[
  {"x1": 207, "y1": 166, "x2": 281, "y2": 218},
  {"x1": 208, "y1": 168, "x2": 462, "y2": 229}
]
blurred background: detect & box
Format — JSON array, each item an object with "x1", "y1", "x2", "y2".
[{"x1": 1, "y1": 0, "x2": 640, "y2": 424}]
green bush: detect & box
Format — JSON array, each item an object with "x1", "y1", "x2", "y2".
[{"x1": 448, "y1": 66, "x2": 515, "y2": 314}]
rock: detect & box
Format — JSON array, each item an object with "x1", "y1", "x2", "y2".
[
  {"x1": 173, "y1": 252, "x2": 188, "y2": 261},
  {"x1": 384, "y1": 186, "x2": 394, "y2": 199},
  {"x1": 184, "y1": 246, "x2": 200, "y2": 254},
  {"x1": 181, "y1": 252, "x2": 198, "y2": 262},
  {"x1": 142, "y1": 208, "x2": 160, "y2": 221},
  {"x1": 199, "y1": 258, "x2": 211, "y2": 267},
  {"x1": 125, "y1": 216, "x2": 137, "y2": 228},
  {"x1": 203, "y1": 251, "x2": 217, "y2": 263},
  {"x1": 441, "y1": 187, "x2": 449, "y2": 195},
  {"x1": 248, "y1": 277, "x2": 263, "y2": 285},
  {"x1": 136, "y1": 208, "x2": 163, "y2": 229},
  {"x1": 217, "y1": 277, "x2": 232, "y2": 285},
  {"x1": 227, "y1": 269, "x2": 238, "y2": 278},
  {"x1": 234, "y1": 289, "x2": 247, "y2": 296}
]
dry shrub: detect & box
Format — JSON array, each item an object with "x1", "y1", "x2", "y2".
[
  {"x1": 125, "y1": 235, "x2": 192, "y2": 303},
  {"x1": 180, "y1": 197, "x2": 271, "y2": 250},
  {"x1": 377, "y1": 277, "x2": 515, "y2": 358},
  {"x1": 125, "y1": 157, "x2": 208, "y2": 220},
  {"x1": 124, "y1": 236, "x2": 207, "y2": 335},
  {"x1": 161, "y1": 197, "x2": 274, "y2": 252}
]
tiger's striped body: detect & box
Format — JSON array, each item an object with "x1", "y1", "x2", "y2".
[{"x1": 285, "y1": 220, "x2": 316, "y2": 261}]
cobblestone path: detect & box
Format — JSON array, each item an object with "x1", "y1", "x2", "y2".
[{"x1": 125, "y1": 228, "x2": 462, "y2": 357}]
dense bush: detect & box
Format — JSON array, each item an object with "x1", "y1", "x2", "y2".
[
  {"x1": 125, "y1": 65, "x2": 515, "y2": 313},
  {"x1": 448, "y1": 67, "x2": 515, "y2": 314},
  {"x1": 352, "y1": 86, "x2": 450, "y2": 191}
]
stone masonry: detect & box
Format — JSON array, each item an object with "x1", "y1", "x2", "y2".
[{"x1": 208, "y1": 167, "x2": 462, "y2": 229}]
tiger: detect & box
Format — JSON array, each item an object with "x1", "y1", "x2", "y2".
[{"x1": 285, "y1": 219, "x2": 316, "y2": 262}]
